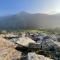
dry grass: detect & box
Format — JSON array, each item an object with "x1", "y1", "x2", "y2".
[{"x1": 0, "y1": 37, "x2": 21, "y2": 60}]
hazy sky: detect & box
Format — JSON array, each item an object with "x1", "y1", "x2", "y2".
[{"x1": 0, "y1": 0, "x2": 60, "y2": 16}]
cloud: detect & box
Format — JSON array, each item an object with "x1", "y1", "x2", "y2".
[{"x1": 41, "y1": 10, "x2": 60, "y2": 15}]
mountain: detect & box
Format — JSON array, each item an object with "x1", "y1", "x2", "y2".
[{"x1": 0, "y1": 11, "x2": 60, "y2": 29}]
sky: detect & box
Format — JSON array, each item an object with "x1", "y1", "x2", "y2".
[{"x1": 0, "y1": 0, "x2": 60, "y2": 16}]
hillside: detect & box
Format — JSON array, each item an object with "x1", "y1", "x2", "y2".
[{"x1": 0, "y1": 12, "x2": 60, "y2": 29}]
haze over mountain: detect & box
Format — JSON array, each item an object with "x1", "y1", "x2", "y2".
[{"x1": 0, "y1": 11, "x2": 60, "y2": 30}]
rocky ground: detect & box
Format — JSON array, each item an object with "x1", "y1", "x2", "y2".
[{"x1": 0, "y1": 33, "x2": 55, "y2": 60}]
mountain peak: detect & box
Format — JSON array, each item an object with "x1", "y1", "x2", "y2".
[
  {"x1": 20, "y1": 11, "x2": 30, "y2": 14},
  {"x1": 16, "y1": 11, "x2": 30, "y2": 16}
]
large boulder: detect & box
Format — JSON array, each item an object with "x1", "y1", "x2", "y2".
[
  {"x1": 16, "y1": 37, "x2": 36, "y2": 47},
  {"x1": 28, "y1": 52, "x2": 53, "y2": 60}
]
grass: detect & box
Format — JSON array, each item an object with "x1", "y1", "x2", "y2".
[{"x1": 0, "y1": 28, "x2": 59, "y2": 35}]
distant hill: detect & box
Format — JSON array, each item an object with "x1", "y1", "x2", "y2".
[{"x1": 0, "y1": 11, "x2": 60, "y2": 29}]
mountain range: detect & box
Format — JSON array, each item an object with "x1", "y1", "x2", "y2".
[{"x1": 0, "y1": 11, "x2": 60, "y2": 30}]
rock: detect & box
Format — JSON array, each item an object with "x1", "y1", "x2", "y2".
[
  {"x1": 27, "y1": 52, "x2": 53, "y2": 60},
  {"x1": 16, "y1": 37, "x2": 36, "y2": 47}
]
